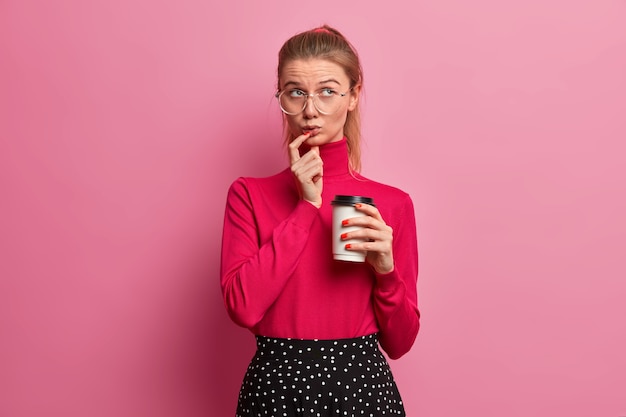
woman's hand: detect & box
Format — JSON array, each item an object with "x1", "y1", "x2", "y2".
[
  {"x1": 342, "y1": 203, "x2": 394, "y2": 274},
  {"x1": 289, "y1": 132, "x2": 323, "y2": 208}
]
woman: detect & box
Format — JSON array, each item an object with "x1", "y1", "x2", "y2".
[{"x1": 220, "y1": 25, "x2": 420, "y2": 417}]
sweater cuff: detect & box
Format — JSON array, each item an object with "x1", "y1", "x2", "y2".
[
  {"x1": 290, "y1": 199, "x2": 320, "y2": 230},
  {"x1": 374, "y1": 268, "x2": 403, "y2": 292}
]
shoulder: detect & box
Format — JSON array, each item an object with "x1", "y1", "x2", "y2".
[
  {"x1": 228, "y1": 168, "x2": 291, "y2": 192},
  {"x1": 226, "y1": 168, "x2": 294, "y2": 204},
  {"x1": 354, "y1": 172, "x2": 413, "y2": 204},
  {"x1": 350, "y1": 173, "x2": 416, "y2": 224}
]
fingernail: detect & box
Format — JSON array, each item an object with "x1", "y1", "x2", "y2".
[
  {"x1": 345, "y1": 244, "x2": 352, "y2": 249},
  {"x1": 340, "y1": 233, "x2": 348, "y2": 240},
  {"x1": 342, "y1": 220, "x2": 349, "y2": 226},
  {"x1": 355, "y1": 203, "x2": 362, "y2": 208}
]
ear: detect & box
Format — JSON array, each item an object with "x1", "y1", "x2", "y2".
[{"x1": 347, "y1": 84, "x2": 361, "y2": 111}]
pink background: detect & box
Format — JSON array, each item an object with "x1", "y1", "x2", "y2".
[{"x1": 1, "y1": 0, "x2": 625, "y2": 416}]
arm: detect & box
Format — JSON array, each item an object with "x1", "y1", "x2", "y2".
[
  {"x1": 342, "y1": 194, "x2": 420, "y2": 359},
  {"x1": 373, "y1": 195, "x2": 420, "y2": 359},
  {"x1": 220, "y1": 178, "x2": 319, "y2": 329},
  {"x1": 220, "y1": 132, "x2": 323, "y2": 330}
]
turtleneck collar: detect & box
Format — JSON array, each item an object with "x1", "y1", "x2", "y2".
[{"x1": 319, "y1": 137, "x2": 352, "y2": 179}]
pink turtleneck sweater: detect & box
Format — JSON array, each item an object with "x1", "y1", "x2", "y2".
[{"x1": 220, "y1": 138, "x2": 419, "y2": 359}]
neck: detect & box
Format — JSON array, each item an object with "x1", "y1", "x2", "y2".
[{"x1": 318, "y1": 138, "x2": 351, "y2": 178}]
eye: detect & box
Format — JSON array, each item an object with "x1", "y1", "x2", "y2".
[
  {"x1": 319, "y1": 88, "x2": 337, "y2": 97},
  {"x1": 288, "y1": 89, "x2": 306, "y2": 98}
]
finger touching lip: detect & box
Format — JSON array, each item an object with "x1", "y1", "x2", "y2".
[{"x1": 302, "y1": 127, "x2": 321, "y2": 136}]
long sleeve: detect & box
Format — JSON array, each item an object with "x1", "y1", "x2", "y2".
[
  {"x1": 371, "y1": 193, "x2": 420, "y2": 359},
  {"x1": 219, "y1": 139, "x2": 420, "y2": 353},
  {"x1": 220, "y1": 177, "x2": 318, "y2": 329}
]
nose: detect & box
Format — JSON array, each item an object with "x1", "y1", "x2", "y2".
[{"x1": 302, "y1": 95, "x2": 319, "y2": 118}]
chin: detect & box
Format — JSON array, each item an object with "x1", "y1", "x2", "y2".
[
  {"x1": 309, "y1": 138, "x2": 331, "y2": 147},
  {"x1": 309, "y1": 134, "x2": 340, "y2": 146}
]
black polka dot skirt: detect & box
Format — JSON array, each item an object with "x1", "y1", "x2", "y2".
[{"x1": 236, "y1": 333, "x2": 406, "y2": 416}]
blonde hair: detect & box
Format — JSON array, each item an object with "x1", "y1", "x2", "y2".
[{"x1": 277, "y1": 25, "x2": 364, "y2": 172}]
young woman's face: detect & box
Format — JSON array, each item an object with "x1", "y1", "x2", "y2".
[{"x1": 279, "y1": 59, "x2": 359, "y2": 147}]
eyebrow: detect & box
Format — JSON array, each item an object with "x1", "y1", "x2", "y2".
[{"x1": 283, "y1": 79, "x2": 342, "y2": 88}]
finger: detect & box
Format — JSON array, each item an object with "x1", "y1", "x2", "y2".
[
  {"x1": 292, "y1": 151, "x2": 323, "y2": 177},
  {"x1": 343, "y1": 215, "x2": 379, "y2": 229},
  {"x1": 294, "y1": 163, "x2": 323, "y2": 184},
  {"x1": 343, "y1": 227, "x2": 388, "y2": 243},
  {"x1": 292, "y1": 146, "x2": 321, "y2": 172},
  {"x1": 345, "y1": 240, "x2": 390, "y2": 253},
  {"x1": 288, "y1": 132, "x2": 312, "y2": 164},
  {"x1": 353, "y1": 203, "x2": 382, "y2": 220},
  {"x1": 343, "y1": 217, "x2": 393, "y2": 241},
  {"x1": 294, "y1": 149, "x2": 323, "y2": 165}
]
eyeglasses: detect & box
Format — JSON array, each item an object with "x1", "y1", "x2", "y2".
[{"x1": 275, "y1": 87, "x2": 353, "y2": 115}]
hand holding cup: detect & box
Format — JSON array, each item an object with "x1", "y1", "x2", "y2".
[{"x1": 332, "y1": 195, "x2": 394, "y2": 273}]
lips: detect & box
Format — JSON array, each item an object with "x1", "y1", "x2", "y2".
[{"x1": 302, "y1": 126, "x2": 321, "y2": 136}]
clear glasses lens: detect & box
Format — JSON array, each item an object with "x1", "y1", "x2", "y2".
[{"x1": 277, "y1": 90, "x2": 346, "y2": 115}]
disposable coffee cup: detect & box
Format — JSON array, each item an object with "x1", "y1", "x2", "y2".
[{"x1": 331, "y1": 195, "x2": 375, "y2": 262}]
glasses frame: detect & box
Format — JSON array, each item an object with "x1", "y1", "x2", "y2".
[{"x1": 275, "y1": 87, "x2": 354, "y2": 115}]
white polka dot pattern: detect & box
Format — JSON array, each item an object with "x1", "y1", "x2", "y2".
[{"x1": 236, "y1": 334, "x2": 405, "y2": 416}]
